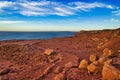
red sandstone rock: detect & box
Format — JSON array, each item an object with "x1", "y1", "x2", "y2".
[
  {"x1": 103, "y1": 48, "x2": 113, "y2": 58},
  {"x1": 79, "y1": 59, "x2": 88, "y2": 69},
  {"x1": 44, "y1": 48, "x2": 54, "y2": 55},
  {"x1": 87, "y1": 61, "x2": 102, "y2": 75},
  {"x1": 89, "y1": 54, "x2": 98, "y2": 62}
]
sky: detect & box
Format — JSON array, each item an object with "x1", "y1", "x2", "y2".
[{"x1": 0, "y1": 0, "x2": 120, "y2": 31}]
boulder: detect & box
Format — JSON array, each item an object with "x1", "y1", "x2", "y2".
[
  {"x1": 79, "y1": 59, "x2": 88, "y2": 69},
  {"x1": 87, "y1": 61, "x2": 102, "y2": 75},
  {"x1": 53, "y1": 73, "x2": 65, "y2": 80},
  {"x1": 89, "y1": 54, "x2": 98, "y2": 62},
  {"x1": 102, "y1": 64, "x2": 120, "y2": 80},
  {"x1": 103, "y1": 48, "x2": 113, "y2": 58},
  {"x1": 44, "y1": 48, "x2": 54, "y2": 56}
]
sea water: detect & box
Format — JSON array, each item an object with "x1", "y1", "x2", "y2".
[{"x1": 0, "y1": 31, "x2": 75, "y2": 41}]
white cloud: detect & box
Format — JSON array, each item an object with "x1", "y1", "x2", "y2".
[
  {"x1": 17, "y1": 1, "x2": 76, "y2": 16},
  {"x1": 104, "y1": 18, "x2": 119, "y2": 23},
  {"x1": 107, "y1": 5, "x2": 114, "y2": 9},
  {"x1": 0, "y1": 1, "x2": 13, "y2": 8},
  {"x1": 70, "y1": 2, "x2": 114, "y2": 10},
  {"x1": 20, "y1": 10, "x2": 45, "y2": 16},
  {"x1": 0, "y1": 21, "x2": 25, "y2": 24},
  {"x1": 111, "y1": 18, "x2": 119, "y2": 22},
  {"x1": 0, "y1": 1, "x2": 14, "y2": 12},
  {"x1": 112, "y1": 10, "x2": 120, "y2": 16},
  {"x1": 54, "y1": 7, "x2": 74, "y2": 15},
  {"x1": 0, "y1": 1, "x2": 116, "y2": 16},
  {"x1": 28, "y1": 1, "x2": 51, "y2": 6}
]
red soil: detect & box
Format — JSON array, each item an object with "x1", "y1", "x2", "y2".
[{"x1": 0, "y1": 28, "x2": 120, "y2": 80}]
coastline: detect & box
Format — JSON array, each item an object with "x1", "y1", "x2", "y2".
[{"x1": 0, "y1": 28, "x2": 120, "y2": 80}]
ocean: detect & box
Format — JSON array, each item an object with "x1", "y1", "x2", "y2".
[{"x1": 0, "y1": 31, "x2": 76, "y2": 41}]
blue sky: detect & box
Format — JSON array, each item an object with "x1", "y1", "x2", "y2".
[{"x1": 0, "y1": 0, "x2": 120, "y2": 31}]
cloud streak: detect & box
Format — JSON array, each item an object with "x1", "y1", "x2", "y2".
[
  {"x1": 112, "y1": 10, "x2": 120, "y2": 16},
  {"x1": 0, "y1": 1, "x2": 14, "y2": 12},
  {"x1": 111, "y1": 18, "x2": 119, "y2": 22},
  {"x1": 0, "y1": 20, "x2": 25, "y2": 24},
  {"x1": 0, "y1": 0, "x2": 116, "y2": 16}
]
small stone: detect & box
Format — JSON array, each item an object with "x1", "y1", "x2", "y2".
[
  {"x1": 87, "y1": 61, "x2": 102, "y2": 75},
  {"x1": 103, "y1": 48, "x2": 113, "y2": 58},
  {"x1": 79, "y1": 59, "x2": 88, "y2": 69},
  {"x1": 65, "y1": 61, "x2": 78, "y2": 69},
  {"x1": 98, "y1": 57, "x2": 107, "y2": 64},
  {"x1": 89, "y1": 54, "x2": 98, "y2": 62},
  {"x1": 44, "y1": 48, "x2": 54, "y2": 56}
]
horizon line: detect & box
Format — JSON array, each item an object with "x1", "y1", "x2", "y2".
[{"x1": 0, "y1": 28, "x2": 119, "y2": 32}]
